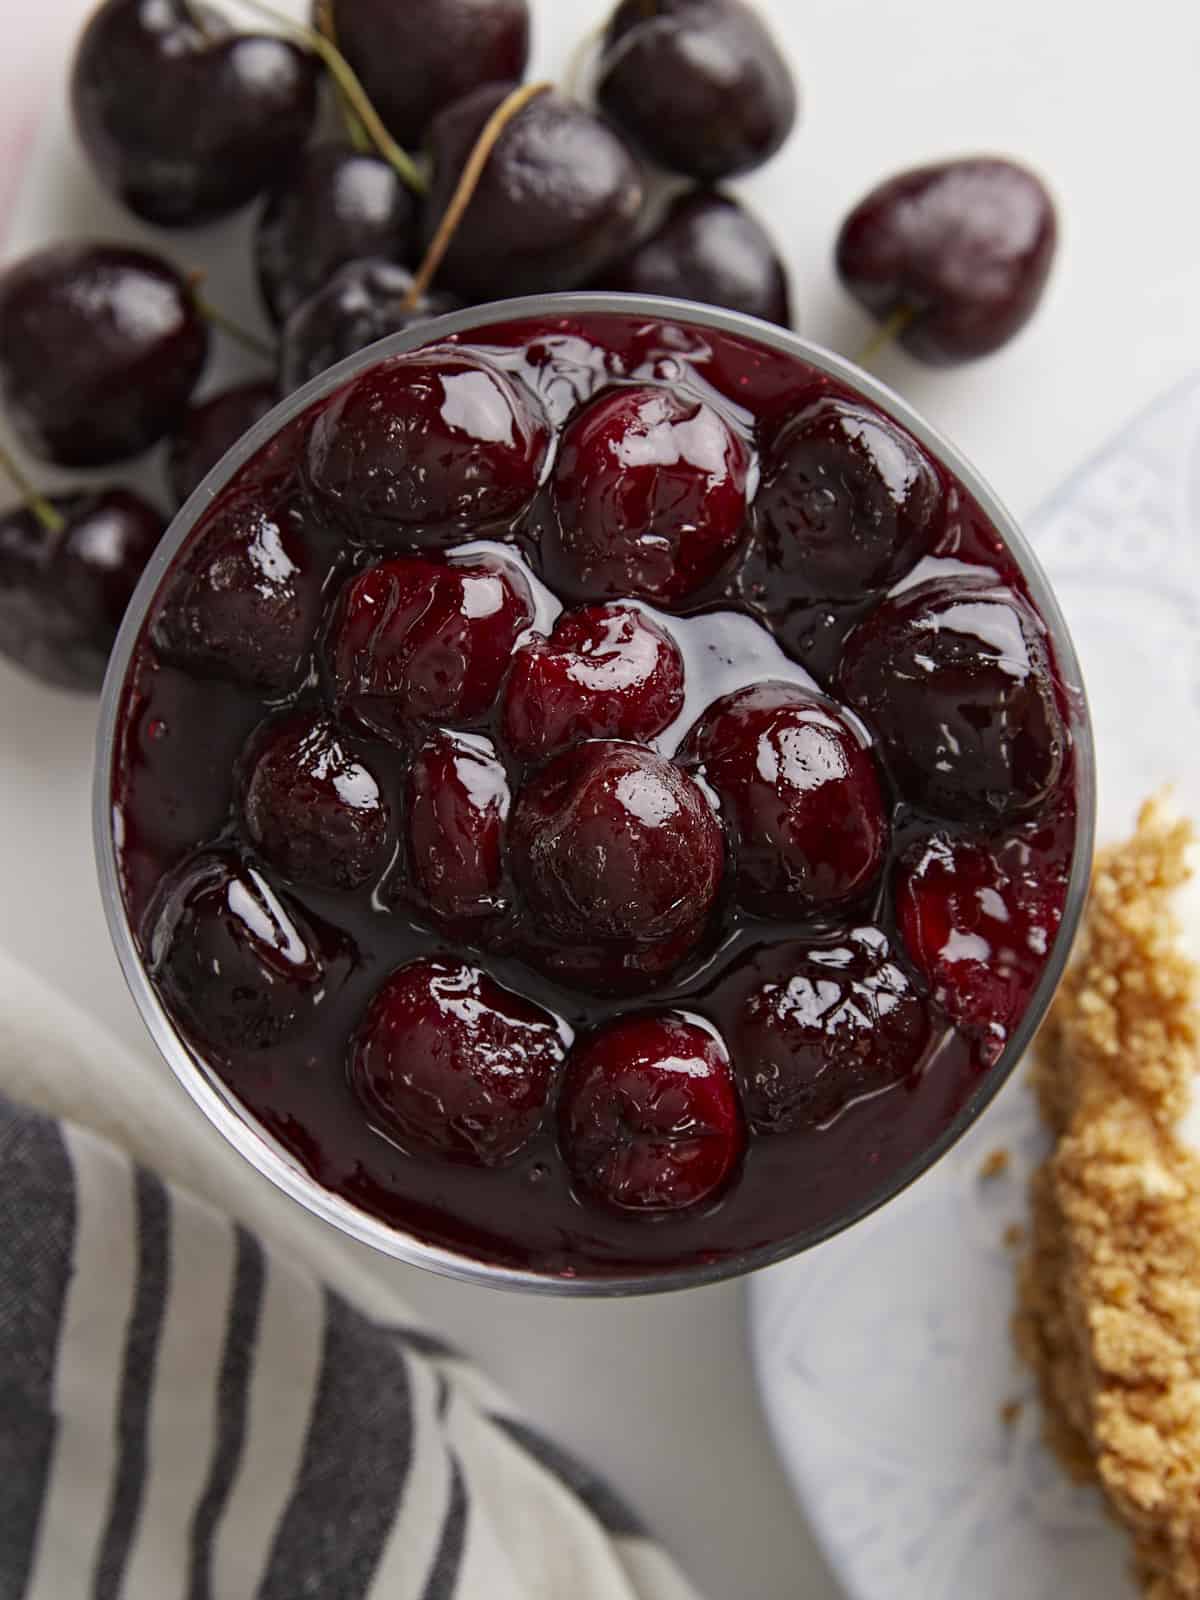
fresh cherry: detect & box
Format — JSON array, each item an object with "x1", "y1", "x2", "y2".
[
  {"x1": 405, "y1": 731, "x2": 511, "y2": 926},
  {"x1": 148, "y1": 850, "x2": 340, "y2": 1055},
  {"x1": 255, "y1": 143, "x2": 419, "y2": 328},
  {"x1": 153, "y1": 483, "x2": 331, "y2": 694},
  {"x1": 752, "y1": 395, "x2": 942, "y2": 604},
  {"x1": 681, "y1": 681, "x2": 887, "y2": 917},
  {"x1": 596, "y1": 0, "x2": 796, "y2": 181},
  {"x1": 241, "y1": 710, "x2": 389, "y2": 892},
  {"x1": 305, "y1": 350, "x2": 550, "y2": 547},
  {"x1": 598, "y1": 189, "x2": 791, "y2": 327},
  {"x1": 839, "y1": 578, "x2": 1066, "y2": 823},
  {"x1": 733, "y1": 927, "x2": 930, "y2": 1133},
  {"x1": 350, "y1": 958, "x2": 563, "y2": 1165},
  {"x1": 0, "y1": 243, "x2": 208, "y2": 468},
  {"x1": 279, "y1": 262, "x2": 458, "y2": 395},
  {"x1": 326, "y1": 551, "x2": 534, "y2": 742},
  {"x1": 500, "y1": 603, "x2": 685, "y2": 763},
  {"x1": 423, "y1": 85, "x2": 644, "y2": 300},
  {"x1": 72, "y1": 0, "x2": 318, "y2": 226},
  {"x1": 836, "y1": 157, "x2": 1058, "y2": 366},
  {"x1": 547, "y1": 384, "x2": 751, "y2": 605},
  {"x1": 325, "y1": 0, "x2": 530, "y2": 146},
  {"x1": 0, "y1": 488, "x2": 164, "y2": 690},
  {"x1": 509, "y1": 741, "x2": 724, "y2": 988},
  {"x1": 896, "y1": 831, "x2": 1064, "y2": 1064},
  {"x1": 559, "y1": 1014, "x2": 744, "y2": 1212},
  {"x1": 167, "y1": 381, "x2": 278, "y2": 509}
]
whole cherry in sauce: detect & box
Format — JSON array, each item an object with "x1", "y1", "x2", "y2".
[
  {"x1": 599, "y1": 189, "x2": 791, "y2": 327},
  {"x1": 509, "y1": 741, "x2": 724, "y2": 992},
  {"x1": 167, "y1": 381, "x2": 278, "y2": 509},
  {"x1": 752, "y1": 395, "x2": 942, "y2": 605},
  {"x1": 839, "y1": 578, "x2": 1066, "y2": 824},
  {"x1": 559, "y1": 1014, "x2": 745, "y2": 1212},
  {"x1": 305, "y1": 349, "x2": 550, "y2": 547},
  {"x1": 501, "y1": 603, "x2": 685, "y2": 763},
  {"x1": 733, "y1": 928, "x2": 931, "y2": 1134},
  {"x1": 350, "y1": 958, "x2": 564, "y2": 1165},
  {"x1": 326, "y1": 551, "x2": 534, "y2": 742},
  {"x1": 682, "y1": 681, "x2": 887, "y2": 917},
  {"x1": 423, "y1": 85, "x2": 644, "y2": 301},
  {"x1": 547, "y1": 383, "x2": 750, "y2": 605},
  {"x1": 241, "y1": 711, "x2": 390, "y2": 893},
  {"x1": 596, "y1": 0, "x2": 797, "y2": 181},
  {"x1": 71, "y1": 0, "x2": 318, "y2": 226},
  {"x1": 404, "y1": 731, "x2": 511, "y2": 927},
  {"x1": 0, "y1": 487, "x2": 164, "y2": 690},
  {"x1": 324, "y1": 0, "x2": 530, "y2": 147},
  {"x1": 836, "y1": 157, "x2": 1058, "y2": 365},
  {"x1": 0, "y1": 243, "x2": 208, "y2": 468},
  {"x1": 896, "y1": 831, "x2": 1065, "y2": 1064},
  {"x1": 279, "y1": 262, "x2": 458, "y2": 395},
  {"x1": 255, "y1": 143, "x2": 420, "y2": 328}
]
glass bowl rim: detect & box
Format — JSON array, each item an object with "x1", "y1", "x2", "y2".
[{"x1": 92, "y1": 291, "x2": 1097, "y2": 1297}]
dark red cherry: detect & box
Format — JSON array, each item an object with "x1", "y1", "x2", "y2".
[
  {"x1": 279, "y1": 262, "x2": 458, "y2": 395},
  {"x1": 596, "y1": 0, "x2": 797, "y2": 181},
  {"x1": 153, "y1": 485, "x2": 331, "y2": 694},
  {"x1": 0, "y1": 243, "x2": 208, "y2": 468},
  {"x1": 327, "y1": 552, "x2": 534, "y2": 742},
  {"x1": 0, "y1": 489, "x2": 164, "y2": 690},
  {"x1": 500, "y1": 603, "x2": 685, "y2": 763},
  {"x1": 559, "y1": 1014, "x2": 744, "y2": 1212},
  {"x1": 148, "y1": 850, "x2": 342, "y2": 1055},
  {"x1": 509, "y1": 742, "x2": 724, "y2": 987},
  {"x1": 548, "y1": 384, "x2": 751, "y2": 605},
  {"x1": 71, "y1": 0, "x2": 318, "y2": 226},
  {"x1": 167, "y1": 381, "x2": 278, "y2": 508},
  {"x1": 325, "y1": 0, "x2": 530, "y2": 147},
  {"x1": 896, "y1": 831, "x2": 1064, "y2": 1064},
  {"x1": 406, "y1": 731, "x2": 510, "y2": 925},
  {"x1": 836, "y1": 158, "x2": 1058, "y2": 366},
  {"x1": 733, "y1": 927, "x2": 930, "y2": 1133},
  {"x1": 681, "y1": 682, "x2": 887, "y2": 917},
  {"x1": 839, "y1": 579, "x2": 1066, "y2": 823},
  {"x1": 753, "y1": 396, "x2": 942, "y2": 604},
  {"x1": 241, "y1": 711, "x2": 389, "y2": 892},
  {"x1": 598, "y1": 189, "x2": 791, "y2": 327},
  {"x1": 255, "y1": 143, "x2": 420, "y2": 327},
  {"x1": 423, "y1": 85, "x2": 644, "y2": 300},
  {"x1": 350, "y1": 958, "x2": 564, "y2": 1165},
  {"x1": 305, "y1": 349, "x2": 550, "y2": 547}
]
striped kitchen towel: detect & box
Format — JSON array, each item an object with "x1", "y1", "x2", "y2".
[{"x1": 0, "y1": 1091, "x2": 701, "y2": 1600}]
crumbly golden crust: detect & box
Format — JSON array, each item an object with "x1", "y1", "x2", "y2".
[{"x1": 1016, "y1": 799, "x2": 1200, "y2": 1599}]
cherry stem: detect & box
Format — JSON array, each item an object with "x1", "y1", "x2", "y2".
[
  {"x1": 313, "y1": 0, "x2": 370, "y2": 154},
  {"x1": 0, "y1": 441, "x2": 65, "y2": 537},
  {"x1": 228, "y1": 0, "x2": 427, "y2": 194},
  {"x1": 187, "y1": 275, "x2": 277, "y2": 362},
  {"x1": 854, "y1": 303, "x2": 917, "y2": 368},
  {"x1": 563, "y1": 22, "x2": 604, "y2": 99},
  {"x1": 403, "y1": 81, "x2": 553, "y2": 309}
]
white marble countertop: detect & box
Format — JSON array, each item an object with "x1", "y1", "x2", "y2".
[{"x1": 2, "y1": 2, "x2": 1199, "y2": 1594}]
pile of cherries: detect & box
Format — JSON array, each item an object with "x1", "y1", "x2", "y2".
[
  {"x1": 113, "y1": 311, "x2": 1079, "y2": 1274},
  {"x1": 0, "y1": 0, "x2": 1058, "y2": 697}
]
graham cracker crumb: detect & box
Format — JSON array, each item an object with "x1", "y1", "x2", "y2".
[
  {"x1": 1016, "y1": 797, "x2": 1200, "y2": 1598},
  {"x1": 1001, "y1": 1399, "x2": 1023, "y2": 1426},
  {"x1": 980, "y1": 1147, "x2": 1011, "y2": 1180},
  {"x1": 1004, "y1": 1222, "x2": 1027, "y2": 1250}
]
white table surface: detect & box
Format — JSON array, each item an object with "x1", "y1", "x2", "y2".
[{"x1": 2, "y1": 3, "x2": 1199, "y2": 1596}]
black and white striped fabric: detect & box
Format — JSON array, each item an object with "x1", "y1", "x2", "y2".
[{"x1": 0, "y1": 978, "x2": 702, "y2": 1600}]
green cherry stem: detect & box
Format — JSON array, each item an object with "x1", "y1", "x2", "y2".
[
  {"x1": 186, "y1": 275, "x2": 277, "y2": 362},
  {"x1": 402, "y1": 81, "x2": 552, "y2": 309},
  {"x1": 0, "y1": 441, "x2": 65, "y2": 537},
  {"x1": 313, "y1": 0, "x2": 371, "y2": 154},
  {"x1": 854, "y1": 303, "x2": 916, "y2": 368},
  {"x1": 229, "y1": 0, "x2": 428, "y2": 194}
]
